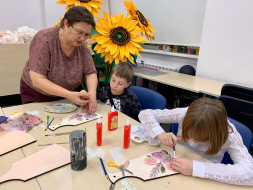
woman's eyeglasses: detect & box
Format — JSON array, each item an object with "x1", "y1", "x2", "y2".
[{"x1": 72, "y1": 27, "x2": 91, "y2": 39}]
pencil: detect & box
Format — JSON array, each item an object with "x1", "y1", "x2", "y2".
[
  {"x1": 99, "y1": 158, "x2": 108, "y2": 179},
  {"x1": 79, "y1": 79, "x2": 86, "y2": 90},
  {"x1": 38, "y1": 142, "x2": 69, "y2": 146},
  {"x1": 172, "y1": 123, "x2": 176, "y2": 158},
  {"x1": 45, "y1": 117, "x2": 54, "y2": 131},
  {"x1": 45, "y1": 132, "x2": 71, "y2": 137}
]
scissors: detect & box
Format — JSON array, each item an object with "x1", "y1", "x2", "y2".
[
  {"x1": 107, "y1": 161, "x2": 133, "y2": 177},
  {"x1": 109, "y1": 183, "x2": 115, "y2": 190}
]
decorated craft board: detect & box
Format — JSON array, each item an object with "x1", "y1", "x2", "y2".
[
  {"x1": 0, "y1": 144, "x2": 70, "y2": 184},
  {"x1": 48, "y1": 110, "x2": 102, "y2": 131},
  {"x1": 42, "y1": 103, "x2": 77, "y2": 113},
  {"x1": 0, "y1": 131, "x2": 36, "y2": 156},
  {"x1": 108, "y1": 149, "x2": 179, "y2": 183}
]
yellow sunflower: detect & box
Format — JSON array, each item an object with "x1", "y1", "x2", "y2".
[
  {"x1": 56, "y1": 0, "x2": 104, "y2": 17},
  {"x1": 53, "y1": 16, "x2": 63, "y2": 27},
  {"x1": 90, "y1": 12, "x2": 147, "y2": 64},
  {"x1": 123, "y1": 0, "x2": 156, "y2": 41}
]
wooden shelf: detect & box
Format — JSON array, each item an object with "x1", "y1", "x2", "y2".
[{"x1": 142, "y1": 49, "x2": 198, "y2": 59}]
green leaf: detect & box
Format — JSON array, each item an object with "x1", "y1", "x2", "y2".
[
  {"x1": 132, "y1": 54, "x2": 138, "y2": 65},
  {"x1": 94, "y1": 53, "x2": 105, "y2": 65},
  {"x1": 99, "y1": 64, "x2": 106, "y2": 75},
  {"x1": 146, "y1": 155, "x2": 151, "y2": 157},
  {"x1": 161, "y1": 150, "x2": 169, "y2": 155},
  {"x1": 161, "y1": 167, "x2": 166, "y2": 173},
  {"x1": 90, "y1": 28, "x2": 99, "y2": 36},
  {"x1": 91, "y1": 42, "x2": 97, "y2": 51}
]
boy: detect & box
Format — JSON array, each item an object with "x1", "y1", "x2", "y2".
[{"x1": 97, "y1": 62, "x2": 141, "y2": 121}]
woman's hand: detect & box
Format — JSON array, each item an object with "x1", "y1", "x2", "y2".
[
  {"x1": 86, "y1": 93, "x2": 97, "y2": 115},
  {"x1": 68, "y1": 90, "x2": 90, "y2": 106},
  {"x1": 170, "y1": 158, "x2": 193, "y2": 176},
  {"x1": 157, "y1": 132, "x2": 182, "y2": 148}
]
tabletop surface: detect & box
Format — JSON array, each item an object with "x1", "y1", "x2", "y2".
[
  {"x1": 134, "y1": 67, "x2": 226, "y2": 97},
  {"x1": 0, "y1": 100, "x2": 251, "y2": 190},
  {"x1": 0, "y1": 106, "x2": 40, "y2": 190}
]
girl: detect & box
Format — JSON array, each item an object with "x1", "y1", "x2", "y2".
[{"x1": 138, "y1": 98, "x2": 253, "y2": 186}]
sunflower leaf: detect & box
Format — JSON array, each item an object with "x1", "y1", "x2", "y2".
[
  {"x1": 91, "y1": 28, "x2": 99, "y2": 36},
  {"x1": 98, "y1": 64, "x2": 106, "y2": 75},
  {"x1": 93, "y1": 53, "x2": 105, "y2": 65}
]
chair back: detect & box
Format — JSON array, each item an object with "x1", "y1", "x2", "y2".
[
  {"x1": 218, "y1": 95, "x2": 253, "y2": 133},
  {"x1": 221, "y1": 84, "x2": 253, "y2": 102},
  {"x1": 128, "y1": 86, "x2": 166, "y2": 110},
  {"x1": 221, "y1": 117, "x2": 253, "y2": 164}
]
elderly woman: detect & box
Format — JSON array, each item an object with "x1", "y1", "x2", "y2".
[{"x1": 20, "y1": 6, "x2": 97, "y2": 114}]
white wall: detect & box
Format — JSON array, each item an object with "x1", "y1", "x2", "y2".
[
  {"x1": 0, "y1": 0, "x2": 109, "y2": 31},
  {"x1": 132, "y1": 0, "x2": 207, "y2": 46},
  {"x1": 44, "y1": 0, "x2": 66, "y2": 28},
  {"x1": 0, "y1": 0, "x2": 45, "y2": 31},
  {"x1": 44, "y1": 0, "x2": 109, "y2": 28},
  {"x1": 109, "y1": 0, "x2": 126, "y2": 16},
  {"x1": 197, "y1": 0, "x2": 253, "y2": 87}
]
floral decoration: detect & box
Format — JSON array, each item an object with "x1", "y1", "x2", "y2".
[
  {"x1": 0, "y1": 26, "x2": 37, "y2": 44},
  {"x1": 123, "y1": 0, "x2": 156, "y2": 41},
  {"x1": 15, "y1": 26, "x2": 38, "y2": 43},
  {"x1": 0, "y1": 113, "x2": 43, "y2": 133},
  {"x1": 56, "y1": 0, "x2": 104, "y2": 17},
  {"x1": 0, "y1": 30, "x2": 18, "y2": 44},
  {"x1": 144, "y1": 150, "x2": 175, "y2": 178},
  {"x1": 69, "y1": 113, "x2": 83, "y2": 121},
  {"x1": 90, "y1": 11, "x2": 147, "y2": 64}
]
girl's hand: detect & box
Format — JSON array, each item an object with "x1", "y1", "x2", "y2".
[
  {"x1": 170, "y1": 158, "x2": 193, "y2": 176},
  {"x1": 157, "y1": 132, "x2": 182, "y2": 148}
]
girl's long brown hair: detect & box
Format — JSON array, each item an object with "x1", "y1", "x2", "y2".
[{"x1": 182, "y1": 98, "x2": 229, "y2": 156}]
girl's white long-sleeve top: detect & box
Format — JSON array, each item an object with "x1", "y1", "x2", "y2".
[{"x1": 138, "y1": 108, "x2": 253, "y2": 186}]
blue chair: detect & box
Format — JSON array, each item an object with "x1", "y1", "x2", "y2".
[
  {"x1": 218, "y1": 95, "x2": 253, "y2": 133},
  {"x1": 221, "y1": 117, "x2": 253, "y2": 164},
  {"x1": 128, "y1": 86, "x2": 166, "y2": 110}
]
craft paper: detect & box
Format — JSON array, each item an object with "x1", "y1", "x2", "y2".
[{"x1": 0, "y1": 113, "x2": 43, "y2": 132}]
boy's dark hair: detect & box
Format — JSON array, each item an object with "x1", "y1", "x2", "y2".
[
  {"x1": 111, "y1": 62, "x2": 134, "y2": 83},
  {"x1": 60, "y1": 6, "x2": 96, "y2": 28}
]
